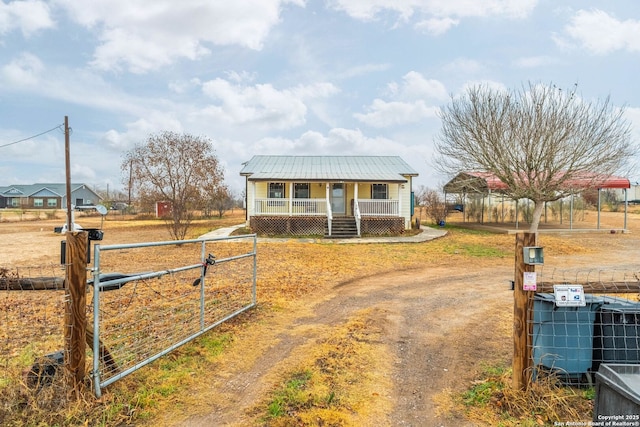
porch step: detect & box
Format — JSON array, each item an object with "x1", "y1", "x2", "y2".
[{"x1": 326, "y1": 217, "x2": 358, "y2": 238}]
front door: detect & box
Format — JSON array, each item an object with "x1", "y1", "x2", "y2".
[{"x1": 331, "y1": 183, "x2": 345, "y2": 215}]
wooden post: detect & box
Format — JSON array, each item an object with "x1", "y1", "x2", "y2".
[
  {"x1": 513, "y1": 232, "x2": 537, "y2": 390},
  {"x1": 64, "y1": 231, "x2": 87, "y2": 392}
]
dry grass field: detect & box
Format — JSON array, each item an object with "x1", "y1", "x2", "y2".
[{"x1": 1, "y1": 208, "x2": 640, "y2": 426}]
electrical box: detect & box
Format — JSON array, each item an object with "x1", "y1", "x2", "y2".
[{"x1": 523, "y1": 246, "x2": 544, "y2": 265}]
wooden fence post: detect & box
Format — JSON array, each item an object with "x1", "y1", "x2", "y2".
[
  {"x1": 64, "y1": 231, "x2": 87, "y2": 393},
  {"x1": 513, "y1": 232, "x2": 537, "y2": 390}
]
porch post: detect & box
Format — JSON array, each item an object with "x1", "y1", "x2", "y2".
[
  {"x1": 354, "y1": 182, "x2": 358, "y2": 209},
  {"x1": 326, "y1": 183, "x2": 330, "y2": 205},
  {"x1": 289, "y1": 182, "x2": 293, "y2": 215},
  {"x1": 398, "y1": 183, "x2": 402, "y2": 218},
  {"x1": 326, "y1": 183, "x2": 331, "y2": 236},
  {"x1": 250, "y1": 181, "x2": 256, "y2": 224}
]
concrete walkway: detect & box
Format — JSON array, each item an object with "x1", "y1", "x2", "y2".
[{"x1": 199, "y1": 225, "x2": 447, "y2": 243}]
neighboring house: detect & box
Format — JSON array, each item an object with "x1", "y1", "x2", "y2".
[
  {"x1": 240, "y1": 155, "x2": 418, "y2": 237},
  {"x1": 0, "y1": 183, "x2": 101, "y2": 209}
]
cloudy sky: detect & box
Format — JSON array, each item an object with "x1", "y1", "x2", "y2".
[{"x1": 1, "y1": 0, "x2": 639, "y2": 196}]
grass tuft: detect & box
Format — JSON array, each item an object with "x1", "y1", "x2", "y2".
[{"x1": 451, "y1": 364, "x2": 594, "y2": 426}]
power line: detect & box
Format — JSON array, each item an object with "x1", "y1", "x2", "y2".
[{"x1": 0, "y1": 123, "x2": 65, "y2": 149}]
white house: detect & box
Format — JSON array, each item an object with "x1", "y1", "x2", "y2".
[{"x1": 240, "y1": 155, "x2": 418, "y2": 237}]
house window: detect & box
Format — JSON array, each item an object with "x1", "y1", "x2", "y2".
[
  {"x1": 9, "y1": 198, "x2": 18, "y2": 207},
  {"x1": 268, "y1": 182, "x2": 285, "y2": 198},
  {"x1": 372, "y1": 184, "x2": 388, "y2": 199},
  {"x1": 47, "y1": 198, "x2": 57, "y2": 207},
  {"x1": 294, "y1": 183, "x2": 310, "y2": 199},
  {"x1": 34, "y1": 198, "x2": 44, "y2": 207}
]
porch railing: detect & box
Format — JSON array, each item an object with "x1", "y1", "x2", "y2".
[
  {"x1": 358, "y1": 199, "x2": 399, "y2": 216},
  {"x1": 254, "y1": 198, "x2": 327, "y2": 216},
  {"x1": 253, "y1": 198, "x2": 399, "y2": 218}
]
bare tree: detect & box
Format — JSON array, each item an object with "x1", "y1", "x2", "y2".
[
  {"x1": 425, "y1": 189, "x2": 448, "y2": 225},
  {"x1": 434, "y1": 82, "x2": 635, "y2": 232},
  {"x1": 201, "y1": 183, "x2": 232, "y2": 218},
  {"x1": 212, "y1": 185, "x2": 233, "y2": 218},
  {"x1": 415, "y1": 186, "x2": 448, "y2": 225},
  {"x1": 121, "y1": 131, "x2": 225, "y2": 239}
]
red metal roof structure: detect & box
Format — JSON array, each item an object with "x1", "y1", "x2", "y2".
[
  {"x1": 444, "y1": 171, "x2": 630, "y2": 193},
  {"x1": 442, "y1": 171, "x2": 631, "y2": 231}
]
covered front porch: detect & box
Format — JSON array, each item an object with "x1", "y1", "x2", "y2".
[{"x1": 249, "y1": 181, "x2": 407, "y2": 237}]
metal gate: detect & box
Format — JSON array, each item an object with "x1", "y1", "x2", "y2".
[{"x1": 89, "y1": 234, "x2": 256, "y2": 397}]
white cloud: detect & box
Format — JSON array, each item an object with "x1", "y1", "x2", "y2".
[
  {"x1": 0, "y1": 53, "x2": 164, "y2": 119},
  {"x1": 2, "y1": 52, "x2": 44, "y2": 86},
  {"x1": 253, "y1": 128, "x2": 398, "y2": 155},
  {"x1": 442, "y1": 58, "x2": 486, "y2": 75},
  {"x1": 336, "y1": 63, "x2": 391, "y2": 79},
  {"x1": 355, "y1": 71, "x2": 446, "y2": 127},
  {"x1": 55, "y1": 0, "x2": 305, "y2": 73},
  {"x1": 91, "y1": 27, "x2": 211, "y2": 74},
  {"x1": 168, "y1": 78, "x2": 201, "y2": 94},
  {"x1": 328, "y1": 0, "x2": 537, "y2": 23},
  {"x1": 562, "y1": 9, "x2": 640, "y2": 54},
  {"x1": 0, "y1": 0, "x2": 55, "y2": 37},
  {"x1": 625, "y1": 107, "x2": 640, "y2": 148},
  {"x1": 199, "y1": 78, "x2": 339, "y2": 130},
  {"x1": 457, "y1": 80, "x2": 508, "y2": 96},
  {"x1": 512, "y1": 55, "x2": 562, "y2": 68},
  {"x1": 414, "y1": 17, "x2": 459, "y2": 35},
  {"x1": 102, "y1": 113, "x2": 184, "y2": 151},
  {"x1": 388, "y1": 71, "x2": 448, "y2": 101},
  {"x1": 354, "y1": 99, "x2": 439, "y2": 127}
]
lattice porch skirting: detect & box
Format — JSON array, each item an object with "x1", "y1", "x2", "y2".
[
  {"x1": 250, "y1": 216, "x2": 327, "y2": 236},
  {"x1": 360, "y1": 217, "x2": 405, "y2": 235},
  {"x1": 250, "y1": 216, "x2": 405, "y2": 236}
]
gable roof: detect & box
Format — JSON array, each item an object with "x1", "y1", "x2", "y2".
[
  {"x1": 240, "y1": 156, "x2": 418, "y2": 183},
  {"x1": 0, "y1": 183, "x2": 101, "y2": 199}
]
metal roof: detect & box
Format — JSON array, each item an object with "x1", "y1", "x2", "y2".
[
  {"x1": 0, "y1": 183, "x2": 100, "y2": 198},
  {"x1": 239, "y1": 156, "x2": 419, "y2": 182},
  {"x1": 443, "y1": 171, "x2": 631, "y2": 193}
]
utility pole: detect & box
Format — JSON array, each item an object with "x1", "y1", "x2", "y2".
[{"x1": 65, "y1": 116, "x2": 72, "y2": 231}]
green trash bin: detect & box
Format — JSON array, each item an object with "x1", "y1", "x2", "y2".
[{"x1": 533, "y1": 293, "x2": 604, "y2": 380}]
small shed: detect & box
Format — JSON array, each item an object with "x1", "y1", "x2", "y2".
[{"x1": 155, "y1": 201, "x2": 172, "y2": 218}]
